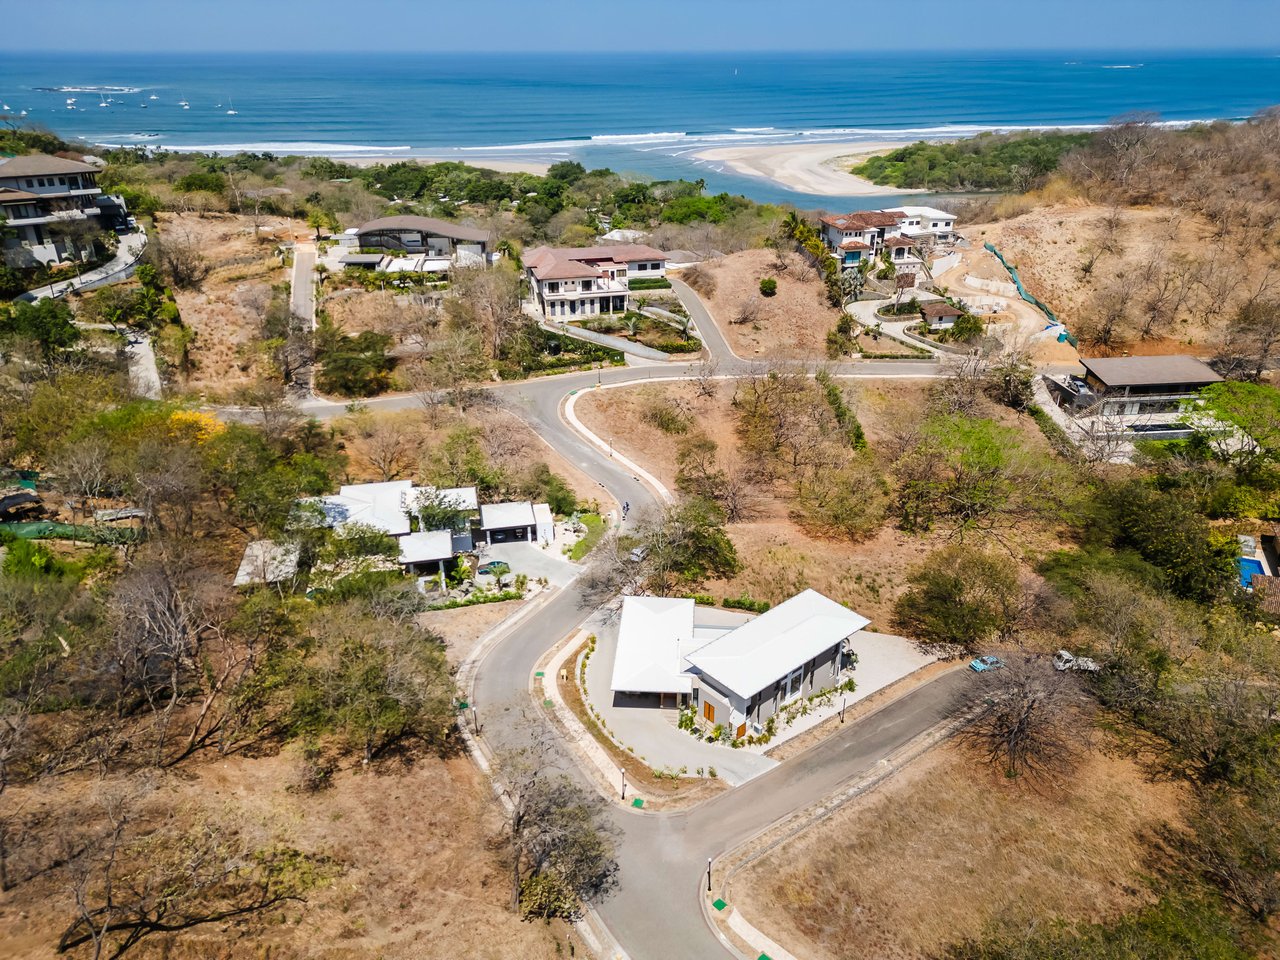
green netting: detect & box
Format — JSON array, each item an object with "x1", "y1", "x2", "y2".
[
  {"x1": 984, "y1": 242, "x2": 1063, "y2": 328},
  {"x1": 0, "y1": 521, "x2": 143, "y2": 544}
]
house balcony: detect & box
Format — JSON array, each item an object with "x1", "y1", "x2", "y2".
[
  {"x1": 2, "y1": 207, "x2": 102, "y2": 228},
  {"x1": 541, "y1": 278, "x2": 630, "y2": 299}
]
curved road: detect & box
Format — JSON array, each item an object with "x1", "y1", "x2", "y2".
[{"x1": 287, "y1": 282, "x2": 954, "y2": 959}]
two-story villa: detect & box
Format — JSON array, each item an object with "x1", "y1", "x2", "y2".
[
  {"x1": 0, "y1": 154, "x2": 128, "y2": 267},
  {"x1": 818, "y1": 210, "x2": 907, "y2": 269},
  {"x1": 524, "y1": 244, "x2": 667, "y2": 318}
]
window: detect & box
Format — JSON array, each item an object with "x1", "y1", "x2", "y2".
[
  {"x1": 831, "y1": 652, "x2": 840, "y2": 677},
  {"x1": 547, "y1": 281, "x2": 559, "y2": 293},
  {"x1": 651, "y1": 262, "x2": 662, "y2": 270},
  {"x1": 931, "y1": 222, "x2": 939, "y2": 228},
  {"x1": 703, "y1": 701, "x2": 715, "y2": 723},
  {"x1": 24, "y1": 179, "x2": 33, "y2": 188},
  {"x1": 637, "y1": 262, "x2": 648, "y2": 271},
  {"x1": 58, "y1": 177, "x2": 66, "y2": 185}
]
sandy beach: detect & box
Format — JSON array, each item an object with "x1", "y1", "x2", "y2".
[
  {"x1": 335, "y1": 155, "x2": 550, "y2": 175},
  {"x1": 693, "y1": 141, "x2": 914, "y2": 196}
]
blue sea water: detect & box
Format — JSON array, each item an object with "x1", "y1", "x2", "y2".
[{"x1": 3, "y1": 51, "x2": 1279, "y2": 208}]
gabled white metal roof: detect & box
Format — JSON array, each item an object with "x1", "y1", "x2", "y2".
[
  {"x1": 610, "y1": 596, "x2": 697, "y2": 694},
  {"x1": 685, "y1": 589, "x2": 869, "y2": 700},
  {"x1": 398, "y1": 529, "x2": 455, "y2": 565}
]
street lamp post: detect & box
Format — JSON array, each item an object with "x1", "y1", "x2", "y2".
[
  {"x1": 620, "y1": 767, "x2": 627, "y2": 802},
  {"x1": 706, "y1": 857, "x2": 712, "y2": 893},
  {"x1": 840, "y1": 696, "x2": 846, "y2": 723}
]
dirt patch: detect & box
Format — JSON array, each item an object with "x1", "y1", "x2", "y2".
[
  {"x1": 684, "y1": 249, "x2": 844, "y2": 359},
  {"x1": 960, "y1": 202, "x2": 1271, "y2": 355},
  {"x1": 159, "y1": 212, "x2": 301, "y2": 397},
  {"x1": 421, "y1": 598, "x2": 525, "y2": 667},
  {"x1": 1, "y1": 751, "x2": 566, "y2": 960},
  {"x1": 733, "y1": 739, "x2": 1186, "y2": 960}
]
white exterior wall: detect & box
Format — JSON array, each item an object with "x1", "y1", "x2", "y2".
[{"x1": 626, "y1": 258, "x2": 666, "y2": 278}]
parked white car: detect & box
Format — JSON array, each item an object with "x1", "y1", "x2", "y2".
[{"x1": 1053, "y1": 649, "x2": 1100, "y2": 673}]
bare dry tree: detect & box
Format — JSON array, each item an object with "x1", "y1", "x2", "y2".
[
  {"x1": 363, "y1": 420, "x2": 413, "y2": 481},
  {"x1": 958, "y1": 652, "x2": 1093, "y2": 781},
  {"x1": 692, "y1": 355, "x2": 720, "y2": 399},
  {"x1": 734, "y1": 293, "x2": 763, "y2": 326}
]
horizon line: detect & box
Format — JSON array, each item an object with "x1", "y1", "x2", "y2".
[{"x1": 4, "y1": 46, "x2": 1280, "y2": 56}]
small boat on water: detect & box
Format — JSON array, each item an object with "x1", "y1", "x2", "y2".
[
  {"x1": 225, "y1": 98, "x2": 238, "y2": 116},
  {"x1": 148, "y1": 94, "x2": 158, "y2": 100}
]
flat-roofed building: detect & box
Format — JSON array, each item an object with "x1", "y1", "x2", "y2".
[
  {"x1": 1061, "y1": 355, "x2": 1223, "y2": 416},
  {"x1": 352, "y1": 215, "x2": 491, "y2": 268}
]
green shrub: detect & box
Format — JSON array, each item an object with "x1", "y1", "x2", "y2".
[
  {"x1": 628, "y1": 277, "x2": 672, "y2": 290},
  {"x1": 723, "y1": 594, "x2": 771, "y2": 613},
  {"x1": 759, "y1": 278, "x2": 777, "y2": 297}
]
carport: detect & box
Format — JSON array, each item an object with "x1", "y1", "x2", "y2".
[{"x1": 480, "y1": 501, "x2": 536, "y2": 544}]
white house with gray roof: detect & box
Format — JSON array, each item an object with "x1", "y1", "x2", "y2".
[{"x1": 610, "y1": 589, "x2": 876, "y2": 739}]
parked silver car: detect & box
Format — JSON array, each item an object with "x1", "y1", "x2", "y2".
[{"x1": 1053, "y1": 649, "x2": 1100, "y2": 672}]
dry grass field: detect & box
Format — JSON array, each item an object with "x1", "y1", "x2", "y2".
[
  {"x1": 573, "y1": 379, "x2": 1063, "y2": 627},
  {"x1": 1, "y1": 753, "x2": 566, "y2": 960},
  {"x1": 734, "y1": 740, "x2": 1186, "y2": 960},
  {"x1": 159, "y1": 212, "x2": 299, "y2": 396},
  {"x1": 682, "y1": 249, "x2": 844, "y2": 359}
]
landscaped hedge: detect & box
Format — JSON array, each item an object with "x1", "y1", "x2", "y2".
[
  {"x1": 723, "y1": 594, "x2": 771, "y2": 613},
  {"x1": 629, "y1": 277, "x2": 673, "y2": 290}
]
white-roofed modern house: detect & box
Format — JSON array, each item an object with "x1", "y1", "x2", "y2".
[
  {"x1": 479, "y1": 501, "x2": 555, "y2": 545},
  {"x1": 609, "y1": 589, "x2": 873, "y2": 739},
  {"x1": 307, "y1": 480, "x2": 479, "y2": 576}
]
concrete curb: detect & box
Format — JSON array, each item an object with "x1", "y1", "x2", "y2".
[
  {"x1": 706, "y1": 709, "x2": 975, "y2": 960},
  {"x1": 562, "y1": 385, "x2": 675, "y2": 504},
  {"x1": 534, "y1": 628, "x2": 654, "y2": 813}
]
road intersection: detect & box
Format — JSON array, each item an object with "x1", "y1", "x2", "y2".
[{"x1": 288, "y1": 277, "x2": 959, "y2": 959}]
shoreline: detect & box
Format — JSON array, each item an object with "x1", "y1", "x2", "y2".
[
  {"x1": 333, "y1": 155, "x2": 551, "y2": 175},
  {"x1": 693, "y1": 140, "x2": 915, "y2": 197}
]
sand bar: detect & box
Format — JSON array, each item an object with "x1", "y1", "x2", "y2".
[{"x1": 694, "y1": 140, "x2": 915, "y2": 197}]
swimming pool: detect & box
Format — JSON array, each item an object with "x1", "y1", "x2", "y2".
[{"x1": 1239, "y1": 556, "x2": 1265, "y2": 588}]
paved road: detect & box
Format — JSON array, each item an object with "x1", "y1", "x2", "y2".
[
  {"x1": 291, "y1": 242, "x2": 316, "y2": 326},
  {"x1": 20, "y1": 231, "x2": 148, "y2": 302},
  {"x1": 284, "y1": 279, "x2": 955, "y2": 959}
]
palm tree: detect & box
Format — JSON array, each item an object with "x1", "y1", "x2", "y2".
[
  {"x1": 782, "y1": 210, "x2": 804, "y2": 241},
  {"x1": 495, "y1": 239, "x2": 523, "y2": 271}
]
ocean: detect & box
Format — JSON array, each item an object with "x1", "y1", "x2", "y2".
[{"x1": 3, "y1": 51, "x2": 1279, "y2": 208}]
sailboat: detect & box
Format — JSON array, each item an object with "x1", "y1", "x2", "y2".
[
  {"x1": 99, "y1": 94, "x2": 109, "y2": 107},
  {"x1": 178, "y1": 93, "x2": 190, "y2": 108},
  {"x1": 225, "y1": 98, "x2": 238, "y2": 116},
  {"x1": 148, "y1": 94, "x2": 159, "y2": 100}
]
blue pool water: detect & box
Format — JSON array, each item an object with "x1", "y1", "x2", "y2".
[{"x1": 1239, "y1": 556, "x2": 1264, "y2": 588}]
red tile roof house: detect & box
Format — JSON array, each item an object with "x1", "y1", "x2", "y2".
[
  {"x1": 523, "y1": 244, "x2": 667, "y2": 319},
  {"x1": 921, "y1": 300, "x2": 967, "y2": 330},
  {"x1": 818, "y1": 211, "x2": 904, "y2": 269}
]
